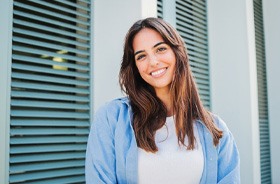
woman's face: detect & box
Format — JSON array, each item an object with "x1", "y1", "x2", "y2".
[{"x1": 133, "y1": 28, "x2": 176, "y2": 94}]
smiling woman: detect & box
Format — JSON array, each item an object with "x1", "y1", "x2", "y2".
[{"x1": 86, "y1": 17, "x2": 240, "y2": 184}]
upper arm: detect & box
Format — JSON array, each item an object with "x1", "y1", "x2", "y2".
[
  {"x1": 215, "y1": 116, "x2": 240, "y2": 184},
  {"x1": 85, "y1": 106, "x2": 117, "y2": 184}
]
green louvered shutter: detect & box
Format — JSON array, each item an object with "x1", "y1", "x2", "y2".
[
  {"x1": 254, "y1": 0, "x2": 272, "y2": 183},
  {"x1": 10, "y1": 0, "x2": 92, "y2": 183},
  {"x1": 157, "y1": 0, "x2": 163, "y2": 19},
  {"x1": 175, "y1": 0, "x2": 210, "y2": 109}
]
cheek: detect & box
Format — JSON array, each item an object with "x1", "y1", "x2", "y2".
[
  {"x1": 136, "y1": 63, "x2": 146, "y2": 74},
  {"x1": 170, "y1": 56, "x2": 176, "y2": 70},
  {"x1": 170, "y1": 53, "x2": 176, "y2": 65}
]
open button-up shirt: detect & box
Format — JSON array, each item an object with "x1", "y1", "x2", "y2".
[{"x1": 86, "y1": 97, "x2": 240, "y2": 184}]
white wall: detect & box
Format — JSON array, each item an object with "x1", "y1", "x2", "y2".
[
  {"x1": 162, "y1": 0, "x2": 176, "y2": 27},
  {"x1": 263, "y1": 0, "x2": 280, "y2": 183},
  {"x1": 208, "y1": 0, "x2": 261, "y2": 183},
  {"x1": 93, "y1": 0, "x2": 157, "y2": 111},
  {"x1": 0, "y1": 0, "x2": 13, "y2": 183}
]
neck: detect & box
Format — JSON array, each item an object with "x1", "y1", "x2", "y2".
[{"x1": 155, "y1": 87, "x2": 173, "y2": 117}]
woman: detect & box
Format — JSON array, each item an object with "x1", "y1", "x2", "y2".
[{"x1": 86, "y1": 17, "x2": 240, "y2": 184}]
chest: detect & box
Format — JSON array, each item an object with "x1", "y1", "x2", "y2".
[
  {"x1": 113, "y1": 117, "x2": 218, "y2": 184},
  {"x1": 137, "y1": 119, "x2": 204, "y2": 184}
]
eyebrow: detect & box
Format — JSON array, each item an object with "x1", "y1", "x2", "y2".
[
  {"x1": 153, "y1": 42, "x2": 165, "y2": 48},
  {"x1": 134, "y1": 42, "x2": 166, "y2": 56}
]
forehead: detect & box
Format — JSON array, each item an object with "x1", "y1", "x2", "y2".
[{"x1": 132, "y1": 28, "x2": 164, "y2": 51}]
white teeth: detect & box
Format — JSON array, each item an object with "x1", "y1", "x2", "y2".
[{"x1": 151, "y1": 68, "x2": 166, "y2": 76}]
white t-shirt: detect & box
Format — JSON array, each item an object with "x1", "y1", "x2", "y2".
[{"x1": 138, "y1": 116, "x2": 204, "y2": 184}]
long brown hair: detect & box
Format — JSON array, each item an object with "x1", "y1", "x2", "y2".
[{"x1": 119, "y1": 17, "x2": 222, "y2": 153}]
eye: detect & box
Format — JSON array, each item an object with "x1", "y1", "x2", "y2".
[
  {"x1": 136, "y1": 54, "x2": 145, "y2": 61},
  {"x1": 157, "y1": 47, "x2": 167, "y2": 52}
]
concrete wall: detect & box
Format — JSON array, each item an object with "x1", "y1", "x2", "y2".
[{"x1": 208, "y1": 0, "x2": 261, "y2": 183}]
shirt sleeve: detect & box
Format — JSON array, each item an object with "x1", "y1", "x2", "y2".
[
  {"x1": 85, "y1": 105, "x2": 117, "y2": 184},
  {"x1": 216, "y1": 116, "x2": 241, "y2": 184}
]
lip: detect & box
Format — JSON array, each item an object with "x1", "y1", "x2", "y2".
[{"x1": 150, "y1": 67, "x2": 168, "y2": 78}]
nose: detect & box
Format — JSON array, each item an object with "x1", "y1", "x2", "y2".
[{"x1": 148, "y1": 54, "x2": 159, "y2": 66}]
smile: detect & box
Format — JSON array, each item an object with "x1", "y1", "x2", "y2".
[{"x1": 150, "y1": 67, "x2": 167, "y2": 77}]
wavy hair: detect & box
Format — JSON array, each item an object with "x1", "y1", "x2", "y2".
[{"x1": 119, "y1": 17, "x2": 222, "y2": 152}]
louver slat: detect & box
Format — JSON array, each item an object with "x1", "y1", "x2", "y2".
[
  {"x1": 14, "y1": 19, "x2": 89, "y2": 41},
  {"x1": 10, "y1": 128, "x2": 89, "y2": 136},
  {"x1": 13, "y1": 10, "x2": 89, "y2": 34},
  {"x1": 10, "y1": 152, "x2": 85, "y2": 163},
  {"x1": 13, "y1": 36, "x2": 89, "y2": 55},
  {"x1": 12, "y1": 63, "x2": 89, "y2": 78},
  {"x1": 12, "y1": 72, "x2": 89, "y2": 86},
  {"x1": 157, "y1": 0, "x2": 163, "y2": 18},
  {"x1": 254, "y1": 0, "x2": 272, "y2": 183},
  {"x1": 10, "y1": 0, "x2": 91, "y2": 183},
  {"x1": 176, "y1": 22, "x2": 207, "y2": 42},
  {"x1": 26, "y1": 175, "x2": 85, "y2": 184},
  {"x1": 176, "y1": 11, "x2": 207, "y2": 30},
  {"x1": 11, "y1": 91, "x2": 89, "y2": 102},
  {"x1": 13, "y1": 45, "x2": 89, "y2": 63},
  {"x1": 11, "y1": 110, "x2": 89, "y2": 118},
  {"x1": 175, "y1": 0, "x2": 210, "y2": 108},
  {"x1": 11, "y1": 136, "x2": 88, "y2": 144},
  {"x1": 12, "y1": 55, "x2": 89, "y2": 71},
  {"x1": 56, "y1": 0, "x2": 90, "y2": 12},
  {"x1": 29, "y1": 0, "x2": 90, "y2": 19},
  {"x1": 11, "y1": 100, "x2": 89, "y2": 110},
  {"x1": 10, "y1": 160, "x2": 85, "y2": 173},
  {"x1": 176, "y1": 4, "x2": 206, "y2": 20},
  {"x1": 14, "y1": 2, "x2": 89, "y2": 26},
  {"x1": 13, "y1": 28, "x2": 89, "y2": 48},
  {"x1": 11, "y1": 119, "x2": 89, "y2": 126},
  {"x1": 10, "y1": 144, "x2": 87, "y2": 155},
  {"x1": 177, "y1": 0, "x2": 206, "y2": 16},
  {"x1": 10, "y1": 168, "x2": 85, "y2": 183},
  {"x1": 11, "y1": 81, "x2": 90, "y2": 94}
]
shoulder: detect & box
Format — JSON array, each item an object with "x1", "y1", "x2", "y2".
[
  {"x1": 95, "y1": 97, "x2": 130, "y2": 117},
  {"x1": 210, "y1": 114, "x2": 238, "y2": 153},
  {"x1": 211, "y1": 113, "x2": 232, "y2": 142},
  {"x1": 210, "y1": 115, "x2": 240, "y2": 182},
  {"x1": 196, "y1": 113, "x2": 230, "y2": 134},
  {"x1": 211, "y1": 113, "x2": 230, "y2": 133},
  {"x1": 93, "y1": 97, "x2": 130, "y2": 129},
  {"x1": 196, "y1": 113, "x2": 234, "y2": 147}
]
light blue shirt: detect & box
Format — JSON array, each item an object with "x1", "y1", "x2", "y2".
[{"x1": 86, "y1": 97, "x2": 240, "y2": 184}]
